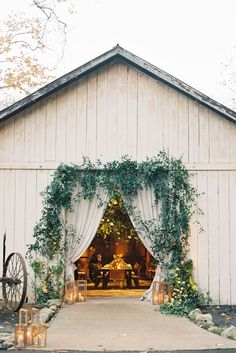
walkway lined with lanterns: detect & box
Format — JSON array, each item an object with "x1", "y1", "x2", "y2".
[{"x1": 45, "y1": 295, "x2": 236, "y2": 351}]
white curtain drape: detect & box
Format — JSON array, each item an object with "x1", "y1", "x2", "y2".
[
  {"x1": 123, "y1": 187, "x2": 164, "y2": 301},
  {"x1": 65, "y1": 185, "x2": 108, "y2": 279}
]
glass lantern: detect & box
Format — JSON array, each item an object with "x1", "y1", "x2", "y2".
[
  {"x1": 19, "y1": 308, "x2": 31, "y2": 326},
  {"x1": 31, "y1": 324, "x2": 47, "y2": 348},
  {"x1": 75, "y1": 280, "x2": 87, "y2": 302},
  {"x1": 152, "y1": 280, "x2": 172, "y2": 305},
  {"x1": 32, "y1": 307, "x2": 40, "y2": 324},
  {"x1": 152, "y1": 281, "x2": 159, "y2": 305},
  {"x1": 19, "y1": 307, "x2": 40, "y2": 345},
  {"x1": 65, "y1": 281, "x2": 75, "y2": 304},
  {"x1": 15, "y1": 324, "x2": 27, "y2": 348}
]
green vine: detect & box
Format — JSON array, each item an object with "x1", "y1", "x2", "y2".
[{"x1": 27, "y1": 150, "x2": 202, "y2": 314}]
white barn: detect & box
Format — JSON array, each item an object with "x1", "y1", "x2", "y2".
[{"x1": 0, "y1": 45, "x2": 236, "y2": 304}]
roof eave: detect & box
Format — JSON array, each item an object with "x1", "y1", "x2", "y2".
[
  {"x1": 116, "y1": 47, "x2": 236, "y2": 124},
  {"x1": 0, "y1": 46, "x2": 120, "y2": 122},
  {"x1": 0, "y1": 45, "x2": 236, "y2": 124}
]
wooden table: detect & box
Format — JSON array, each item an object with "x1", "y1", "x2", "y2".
[{"x1": 101, "y1": 267, "x2": 133, "y2": 289}]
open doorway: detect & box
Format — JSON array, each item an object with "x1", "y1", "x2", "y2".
[{"x1": 74, "y1": 193, "x2": 157, "y2": 293}]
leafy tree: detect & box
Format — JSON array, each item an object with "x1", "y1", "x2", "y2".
[
  {"x1": 0, "y1": 0, "x2": 75, "y2": 108},
  {"x1": 96, "y1": 193, "x2": 140, "y2": 243}
]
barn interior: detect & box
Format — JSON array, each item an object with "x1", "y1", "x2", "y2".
[{"x1": 74, "y1": 194, "x2": 157, "y2": 291}]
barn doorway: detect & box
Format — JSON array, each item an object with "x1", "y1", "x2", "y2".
[{"x1": 74, "y1": 193, "x2": 157, "y2": 297}]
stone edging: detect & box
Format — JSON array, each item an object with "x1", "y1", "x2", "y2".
[
  {"x1": 189, "y1": 308, "x2": 236, "y2": 340},
  {"x1": 0, "y1": 299, "x2": 62, "y2": 350}
]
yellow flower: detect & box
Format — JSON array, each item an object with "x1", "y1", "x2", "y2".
[{"x1": 42, "y1": 286, "x2": 48, "y2": 293}]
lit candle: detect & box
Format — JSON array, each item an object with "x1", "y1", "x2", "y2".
[
  {"x1": 69, "y1": 294, "x2": 74, "y2": 304},
  {"x1": 164, "y1": 294, "x2": 169, "y2": 304},
  {"x1": 33, "y1": 335, "x2": 37, "y2": 346},
  {"x1": 158, "y1": 294, "x2": 163, "y2": 304},
  {"x1": 18, "y1": 334, "x2": 24, "y2": 348},
  {"x1": 26, "y1": 328, "x2": 31, "y2": 345},
  {"x1": 153, "y1": 294, "x2": 158, "y2": 304}
]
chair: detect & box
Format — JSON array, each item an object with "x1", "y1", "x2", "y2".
[
  {"x1": 109, "y1": 269, "x2": 126, "y2": 288},
  {"x1": 132, "y1": 263, "x2": 141, "y2": 288}
]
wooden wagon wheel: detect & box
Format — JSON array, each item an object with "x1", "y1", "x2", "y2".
[{"x1": 2, "y1": 253, "x2": 27, "y2": 312}]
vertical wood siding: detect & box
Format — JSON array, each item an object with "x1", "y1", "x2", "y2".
[
  {"x1": 0, "y1": 61, "x2": 235, "y2": 164},
  {"x1": 0, "y1": 61, "x2": 236, "y2": 303}
]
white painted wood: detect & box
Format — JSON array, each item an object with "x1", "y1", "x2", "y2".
[
  {"x1": 117, "y1": 62, "x2": 128, "y2": 157},
  {"x1": 14, "y1": 170, "x2": 26, "y2": 255},
  {"x1": 107, "y1": 63, "x2": 118, "y2": 161},
  {"x1": 0, "y1": 171, "x2": 5, "y2": 287},
  {"x1": 96, "y1": 67, "x2": 108, "y2": 162},
  {"x1": 0, "y1": 61, "x2": 236, "y2": 304},
  {"x1": 196, "y1": 171, "x2": 209, "y2": 295},
  {"x1": 229, "y1": 171, "x2": 236, "y2": 304},
  {"x1": 168, "y1": 88, "x2": 179, "y2": 158},
  {"x1": 137, "y1": 71, "x2": 148, "y2": 161},
  {"x1": 178, "y1": 94, "x2": 189, "y2": 163},
  {"x1": 218, "y1": 171, "x2": 230, "y2": 304},
  {"x1": 25, "y1": 170, "x2": 37, "y2": 248},
  {"x1": 209, "y1": 112, "x2": 220, "y2": 163},
  {"x1": 0, "y1": 62, "x2": 236, "y2": 167},
  {"x1": 76, "y1": 78, "x2": 87, "y2": 161},
  {"x1": 4, "y1": 118, "x2": 14, "y2": 162},
  {"x1": 86, "y1": 72, "x2": 97, "y2": 161},
  {"x1": 146, "y1": 77, "x2": 158, "y2": 156},
  {"x1": 36, "y1": 170, "x2": 49, "y2": 221},
  {"x1": 45, "y1": 95, "x2": 56, "y2": 161},
  {"x1": 56, "y1": 89, "x2": 67, "y2": 162},
  {"x1": 66, "y1": 83, "x2": 77, "y2": 162},
  {"x1": 35, "y1": 101, "x2": 46, "y2": 162},
  {"x1": 4, "y1": 170, "x2": 15, "y2": 254},
  {"x1": 188, "y1": 100, "x2": 199, "y2": 163},
  {"x1": 198, "y1": 106, "x2": 209, "y2": 163},
  {"x1": 127, "y1": 65, "x2": 138, "y2": 159},
  {"x1": 163, "y1": 85, "x2": 170, "y2": 152},
  {"x1": 14, "y1": 113, "x2": 25, "y2": 162},
  {"x1": 230, "y1": 121, "x2": 236, "y2": 163},
  {"x1": 24, "y1": 106, "x2": 36, "y2": 162},
  {"x1": 218, "y1": 118, "x2": 230, "y2": 163},
  {"x1": 1, "y1": 162, "x2": 236, "y2": 171},
  {"x1": 0, "y1": 122, "x2": 4, "y2": 162},
  {"x1": 207, "y1": 171, "x2": 220, "y2": 303},
  {"x1": 156, "y1": 82, "x2": 164, "y2": 153},
  {"x1": 189, "y1": 174, "x2": 198, "y2": 282}
]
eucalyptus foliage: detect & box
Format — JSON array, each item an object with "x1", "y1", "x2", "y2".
[{"x1": 28, "y1": 150, "x2": 201, "y2": 313}]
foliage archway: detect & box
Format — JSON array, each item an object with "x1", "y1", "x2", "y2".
[{"x1": 28, "y1": 151, "x2": 202, "y2": 315}]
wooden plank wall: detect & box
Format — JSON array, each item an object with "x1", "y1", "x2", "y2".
[
  {"x1": 0, "y1": 61, "x2": 236, "y2": 304},
  {"x1": 0, "y1": 61, "x2": 236, "y2": 165}
]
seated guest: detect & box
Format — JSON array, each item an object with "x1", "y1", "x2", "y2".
[
  {"x1": 88, "y1": 246, "x2": 97, "y2": 280},
  {"x1": 91, "y1": 254, "x2": 108, "y2": 289},
  {"x1": 76, "y1": 259, "x2": 88, "y2": 280},
  {"x1": 131, "y1": 262, "x2": 141, "y2": 288}
]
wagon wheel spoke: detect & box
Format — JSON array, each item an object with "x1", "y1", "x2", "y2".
[
  {"x1": 6, "y1": 258, "x2": 14, "y2": 278},
  {"x1": 2, "y1": 253, "x2": 27, "y2": 311}
]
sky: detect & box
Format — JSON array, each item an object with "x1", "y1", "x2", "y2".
[{"x1": 1, "y1": 0, "x2": 236, "y2": 109}]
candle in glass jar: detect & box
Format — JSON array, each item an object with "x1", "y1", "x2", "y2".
[
  {"x1": 18, "y1": 334, "x2": 24, "y2": 347},
  {"x1": 164, "y1": 294, "x2": 169, "y2": 304},
  {"x1": 78, "y1": 293, "x2": 84, "y2": 302}
]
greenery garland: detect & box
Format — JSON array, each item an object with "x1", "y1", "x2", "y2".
[{"x1": 27, "y1": 150, "x2": 203, "y2": 315}]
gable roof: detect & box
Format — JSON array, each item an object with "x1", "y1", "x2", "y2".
[{"x1": 0, "y1": 44, "x2": 236, "y2": 124}]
